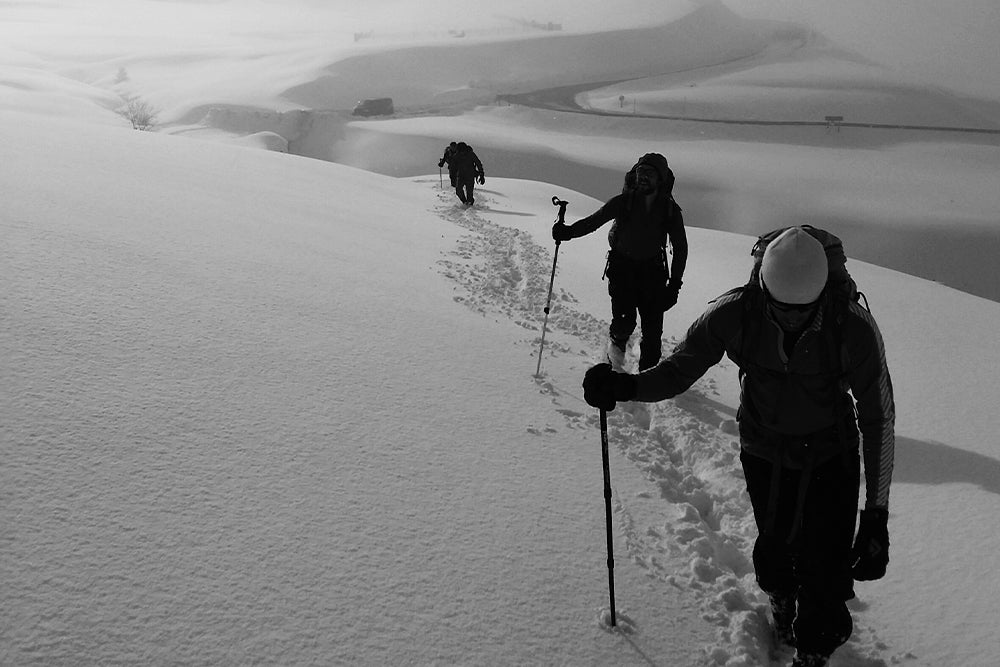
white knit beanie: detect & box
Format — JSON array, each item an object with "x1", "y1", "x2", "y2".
[{"x1": 759, "y1": 227, "x2": 828, "y2": 304}]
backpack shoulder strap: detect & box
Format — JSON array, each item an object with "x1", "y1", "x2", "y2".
[
  {"x1": 658, "y1": 195, "x2": 683, "y2": 247},
  {"x1": 735, "y1": 284, "x2": 764, "y2": 376}
]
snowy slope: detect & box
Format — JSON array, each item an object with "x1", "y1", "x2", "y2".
[
  {"x1": 1, "y1": 111, "x2": 712, "y2": 666},
  {"x1": 4, "y1": 109, "x2": 1000, "y2": 666}
]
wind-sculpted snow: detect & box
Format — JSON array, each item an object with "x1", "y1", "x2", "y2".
[{"x1": 431, "y1": 185, "x2": 909, "y2": 666}]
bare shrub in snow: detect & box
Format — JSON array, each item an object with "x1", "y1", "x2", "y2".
[{"x1": 117, "y1": 95, "x2": 158, "y2": 131}]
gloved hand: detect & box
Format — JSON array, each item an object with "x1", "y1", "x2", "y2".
[
  {"x1": 477, "y1": 174, "x2": 485, "y2": 185},
  {"x1": 583, "y1": 363, "x2": 637, "y2": 411},
  {"x1": 852, "y1": 507, "x2": 889, "y2": 580},
  {"x1": 552, "y1": 222, "x2": 573, "y2": 242},
  {"x1": 438, "y1": 160, "x2": 445, "y2": 168},
  {"x1": 661, "y1": 280, "x2": 681, "y2": 311}
]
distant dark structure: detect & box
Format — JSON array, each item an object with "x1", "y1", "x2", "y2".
[
  {"x1": 352, "y1": 98, "x2": 394, "y2": 117},
  {"x1": 501, "y1": 16, "x2": 562, "y2": 31}
]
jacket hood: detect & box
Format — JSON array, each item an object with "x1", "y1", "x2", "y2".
[{"x1": 633, "y1": 153, "x2": 674, "y2": 193}]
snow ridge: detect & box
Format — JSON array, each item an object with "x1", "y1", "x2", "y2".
[{"x1": 430, "y1": 185, "x2": 910, "y2": 667}]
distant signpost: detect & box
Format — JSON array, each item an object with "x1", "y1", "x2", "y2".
[{"x1": 825, "y1": 115, "x2": 844, "y2": 132}]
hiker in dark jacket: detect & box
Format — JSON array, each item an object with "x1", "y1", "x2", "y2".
[
  {"x1": 450, "y1": 142, "x2": 485, "y2": 206},
  {"x1": 438, "y1": 141, "x2": 459, "y2": 187},
  {"x1": 582, "y1": 227, "x2": 895, "y2": 667},
  {"x1": 552, "y1": 153, "x2": 687, "y2": 370}
]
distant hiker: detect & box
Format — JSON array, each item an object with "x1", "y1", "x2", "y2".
[
  {"x1": 438, "y1": 141, "x2": 459, "y2": 188},
  {"x1": 582, "y1": 226, "x2": 896, "y2": 667},
  {"x1": 450, "y1": 142, "x2": 485, "y2": 206},
  {"x1": 552, "y1": 153, "x2": 687, "y2": 371}
]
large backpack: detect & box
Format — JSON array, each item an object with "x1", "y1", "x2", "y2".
[{"x1": 450, "y1": 143, "x2": 481, "y2": 178}]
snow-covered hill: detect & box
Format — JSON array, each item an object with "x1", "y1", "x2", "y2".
[{"x1": 4, "y1": 106, "x2": 1000, "y2": 666}]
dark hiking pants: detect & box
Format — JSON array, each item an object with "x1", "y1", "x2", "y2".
[
  {"x1": 606, "y1": 251, "x2": 668, "y2": 370},
  {"x1": 740, "y1": 448, "x2": 860, "y2": 656},
  {"x1": 456, "y1": 176, "x2": 475, "y2": 204}
]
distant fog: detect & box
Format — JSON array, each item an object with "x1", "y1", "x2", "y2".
[{"x1": 298, "y1": 0, "x2": 1000, "y2": 100}]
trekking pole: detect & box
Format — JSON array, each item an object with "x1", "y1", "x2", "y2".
[
  {"x1": 534, "y1": 196, "x2": 569, "y2": 377},
  {"x1": 439, "y1": 166, "x2": 443, "y2": 189},
  {"x1": 600, "y1": 408, "x2": 617, "y2": 627}
]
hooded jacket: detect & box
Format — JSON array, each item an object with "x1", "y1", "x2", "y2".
[
  {"x1": 450, "y1": 144, "x2": 484, "y2": 181},
  {"x1": 635, "y1": 289, "x2": 895, "y2": 510},
  {"x1": 439, "y1": 143, "x2": 458, "y2": 169},
  {"x1": 559, "y1": 153, "x2": 686, "y2": 279},
  {"x1": 561, "y1": 189, "x2": 687, "y2": 273}
]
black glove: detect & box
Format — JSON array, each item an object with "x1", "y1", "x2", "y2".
[
  {"x1": 583, "y1": 363, "x2": 637, "y2": 411},
  {"x1": 552, "y1": 222, "x2": 573, "y2": 242},
  {"x1": 477, "y1": 174, "x2": 485, "y2": 185},
  {"x1": 661, "y1": 281, "x2": 681, "y2": 311},
  {"x1": 438, "y1": 160, "x2": 445, "y2": 168},
  {"x1": 852, "y1": 507, "x2": 889, "y2": 580}
]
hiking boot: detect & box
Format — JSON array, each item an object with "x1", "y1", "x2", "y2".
[
  {"x1": 769, "y1": 592, "x2": 796, "y2": 648},
  {"x1": 607, "y1": 340, "x2": 626, "y2": 372},
  {"x1": 791, "y1": 652, "x2": 829, "y2": 667}
]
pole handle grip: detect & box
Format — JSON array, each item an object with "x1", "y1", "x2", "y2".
[{"x1": 551, "y1": 196, "x2": 568, "y2": 223}]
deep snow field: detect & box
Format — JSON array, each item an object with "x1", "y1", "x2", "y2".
[{"x1": 3, "y1": 1, "x2": 1000, "y2": 666}]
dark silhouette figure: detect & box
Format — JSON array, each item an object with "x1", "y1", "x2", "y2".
[{"x1": 449, "y1": 142, "x2": 484, "y2": 206}]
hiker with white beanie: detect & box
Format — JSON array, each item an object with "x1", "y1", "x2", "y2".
[{"x1": 582, "y1": 225, "x2": 896, "y2": 667}]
